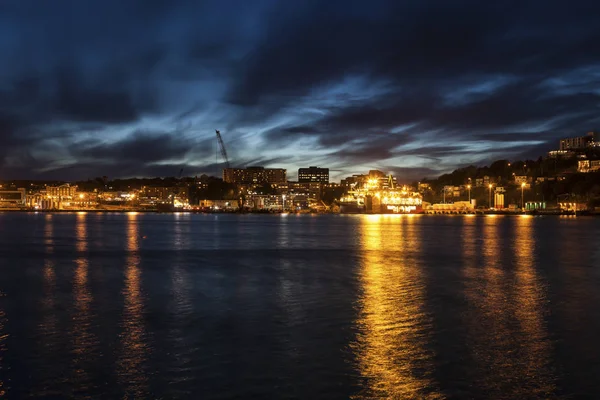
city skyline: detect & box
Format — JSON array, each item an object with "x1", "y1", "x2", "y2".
[{"x1": 2, "y1": 1, "x2": 600, "y2": 182}]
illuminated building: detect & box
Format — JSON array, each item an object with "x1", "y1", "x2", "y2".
[
  {"x1": 298, "y1": 166, "x2": 329, "y2": 183},
  {"x1": 514, "y1": 175, "x2": 528, "y2": 184},
  {"x1": 140, "y1": 187, "x2": 172, "y2": 201},
  {"x1": 139, "y1": 186, "x2": 188, "y2": 205},
  {"x1": 46, "y1": 184, "x2": 77, "y2": 199},
  {"x1": 474, "y1": 176, "x2": 492, "y2": 187},
  {"x1": 281, "y1": 181, "x2": 322, "y2": 200},
  {"x1": 199, "y1": 199, "x2": 239, "y2": 210},
  {"x1": 223, "y1": 166, "x2": 287, "y2": 185},
  {"x1": 494, "y1": 192, "x2": 505, "y2": 209},
  {"x1": 578, "y1": 159, "x2": 600, "y2": 173},
  {"x1": 424, "y1": 201, "x2": 474, "y2": 214},
  {"x1": 0, "y1": 188, "x2": 26, "y2": 207},
  {"x1": 559, "y1": 202, "x2": 589, "y2": 212},
  {"x1": 417, "y1": 182, "x2": 432, "y2": 192},
  {"x1": 339, "y1": 174, "x2": 422, "y2": 214},
  {"x1": 559, "y1": 132, "x2": 596, "y2": 151},
  {"x1": 547, "y1": 150, "x2": 576, "y2": 158},
  {"x1": 525, "y1": 201, "x2": 546, "y2": 210},
  {"x1": 245, "y1": 195, "x2": 285, "y2": 210}
]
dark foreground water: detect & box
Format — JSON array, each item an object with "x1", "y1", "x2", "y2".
[{"x1": 1, "y1": 213, "x2": 600, "y2": 399}]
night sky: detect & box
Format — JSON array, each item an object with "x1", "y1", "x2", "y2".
[{"x1": 2, "y1": 1, "x2": 600, "y2": 182}]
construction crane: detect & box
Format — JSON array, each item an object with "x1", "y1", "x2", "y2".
[{"x1": 215, "y1": 130, "x2": 230, "y2": 169}]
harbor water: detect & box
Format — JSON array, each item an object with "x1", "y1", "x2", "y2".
[{"x1": 0, "y1": 213, "x2": 599, "y2": 399}]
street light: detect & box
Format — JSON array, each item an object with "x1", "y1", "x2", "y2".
[
  {"x1": 467, "y1": 184, "x2": 471, "y2": 203},
  {"x1": 488, "y1": 184, "x2": 493, "y2": 209},
  {"x1": 521, "y1": 182, "x2": 526, "y2": 211},
  {"x1": 282, "y1": 194, "x2": 286, "y2": 211}
]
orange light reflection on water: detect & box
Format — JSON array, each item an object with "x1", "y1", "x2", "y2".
[
  {"x1": 72, "y1": 212, "x2": 94, "y2": 392},
  {"x1": 37, "y1": 214, "x2": 59, "y2": 394},
  {"x1": 471, "y1": 218, "x2": 516, "y2": 395},
  {"x1": 117, "y1": 212, "x2": 148, "y2": 397},
  {"x1": 353, "y1": 215, "x2": 442, "y2": 399},
  {"x1": 461, "y1": 216, "x2": 555, "y2": 397},
  {"x1": 513, "y1": 215, "x2": 556, "y2": 395}
]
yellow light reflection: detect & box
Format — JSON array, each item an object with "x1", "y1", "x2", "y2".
[
  {"x1": 353, "y1": 215, "x2": 442, "y2": 398},
  {"x1": 472, "y1": 217, "x2": 515, "y2": 393},
  {"x1": 461, "y1": 214, "x2": 479, "y2": 283},
  {"x1": 169, "y1": 215, "x2": 193, "y2": 376},
  {"x1": 513, "y1": 217, "x2": 555, "y2": 395},
  {"x1": 117, "y1": 212, "x2": 148, "y2": 397},
  {"x1": 44, "y1": 213, "x2": 54, "y2": 252},
  {"x1": 72, "y1": 212, "x2": 94, "y2": 388},
  {"x1": 37, "y1": 213, "x2": 59, "y2": 396},
  {"x1": 463, "y1": 216, "x2": 556, "y2": 397}
]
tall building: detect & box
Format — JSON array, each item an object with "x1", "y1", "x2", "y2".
[
  {"x1": 559, "y1": 132, "x2": 595, "y2": 151},
  {"x1": 298, "y1": 166, "x2": 329, "y2": 183},
  {"x1": 223, "y1": 166, "x2": 287, "y2": 185},
  {"x1": 589, "y1": 131, "x2": 600, "y2": 147}
]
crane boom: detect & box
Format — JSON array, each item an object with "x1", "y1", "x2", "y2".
[{"x1": 215, "y1": 130, "x2": 230, "y2": 169}]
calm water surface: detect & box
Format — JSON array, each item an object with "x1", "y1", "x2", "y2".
[{"x1": 0, "y1": 213, "x2": 600, "y2": 399}]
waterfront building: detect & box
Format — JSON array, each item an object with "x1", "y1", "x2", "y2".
[
  {"x1": 283, "y1": 181, "x2": 322, "y2": 200},
  {"x1": 525, "y1": 201, "x2": 546, "y2": 211},
  {"x1": 559, "y1": 202, "x2": 589, "y2": 212},
  {"x1": 140, "y1": 186, "x2": 188, "y2": 205},
  {"x1": 246, "y1": 194, "x2": 284, "y2": 210},
  {"x1": 223, "y1": 166, "x2": 287, "y2": 185},
  {"x1": 0, "y1": 188, "x2": 26, "y2": 207},
  {"x1": 425, "y1": 201, "x2": 474, "y2": 213},
  {"x1": 46, "y1": 184, "x2": 77, "y2": 199},
  {"x1": 140, "y1": 186, "x2": 173, "y2": 201},
  {"x1": 339, "y1": 183, "x2": 422, "y2": 214},
  {"x1": 494, "y1": 192, "x2": 505, "y2": 209},
  {"x1": 298, "y1": 166, "x2": 329, "y2": 183},
  {"x1": 199, "y1": 199, "x2": 239, "y2": 210}
]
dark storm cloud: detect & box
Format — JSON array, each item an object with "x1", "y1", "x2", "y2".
[
  {"x1": 55, "y1": 70, "x2": 142, "y2": 124},
  {"x1": 229, "y1": 1, "x2": 600, "y2": 105},
  {"x1": 225, "y1": 0, "x2": 600, "y2": 176},
  {"x1": 2, "y1": 0, "x2": 600, "y2": 179},
  {"x1": 72, "y1": 131, "x2": 195, "y2": 164},
  {"x1": 471, "y1": 133, "x2": 551, "y2": 143}
]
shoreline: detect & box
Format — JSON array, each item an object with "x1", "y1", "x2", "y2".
[{"x1": 0, "y1": 209, "x2": 597, "y2": 216}]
